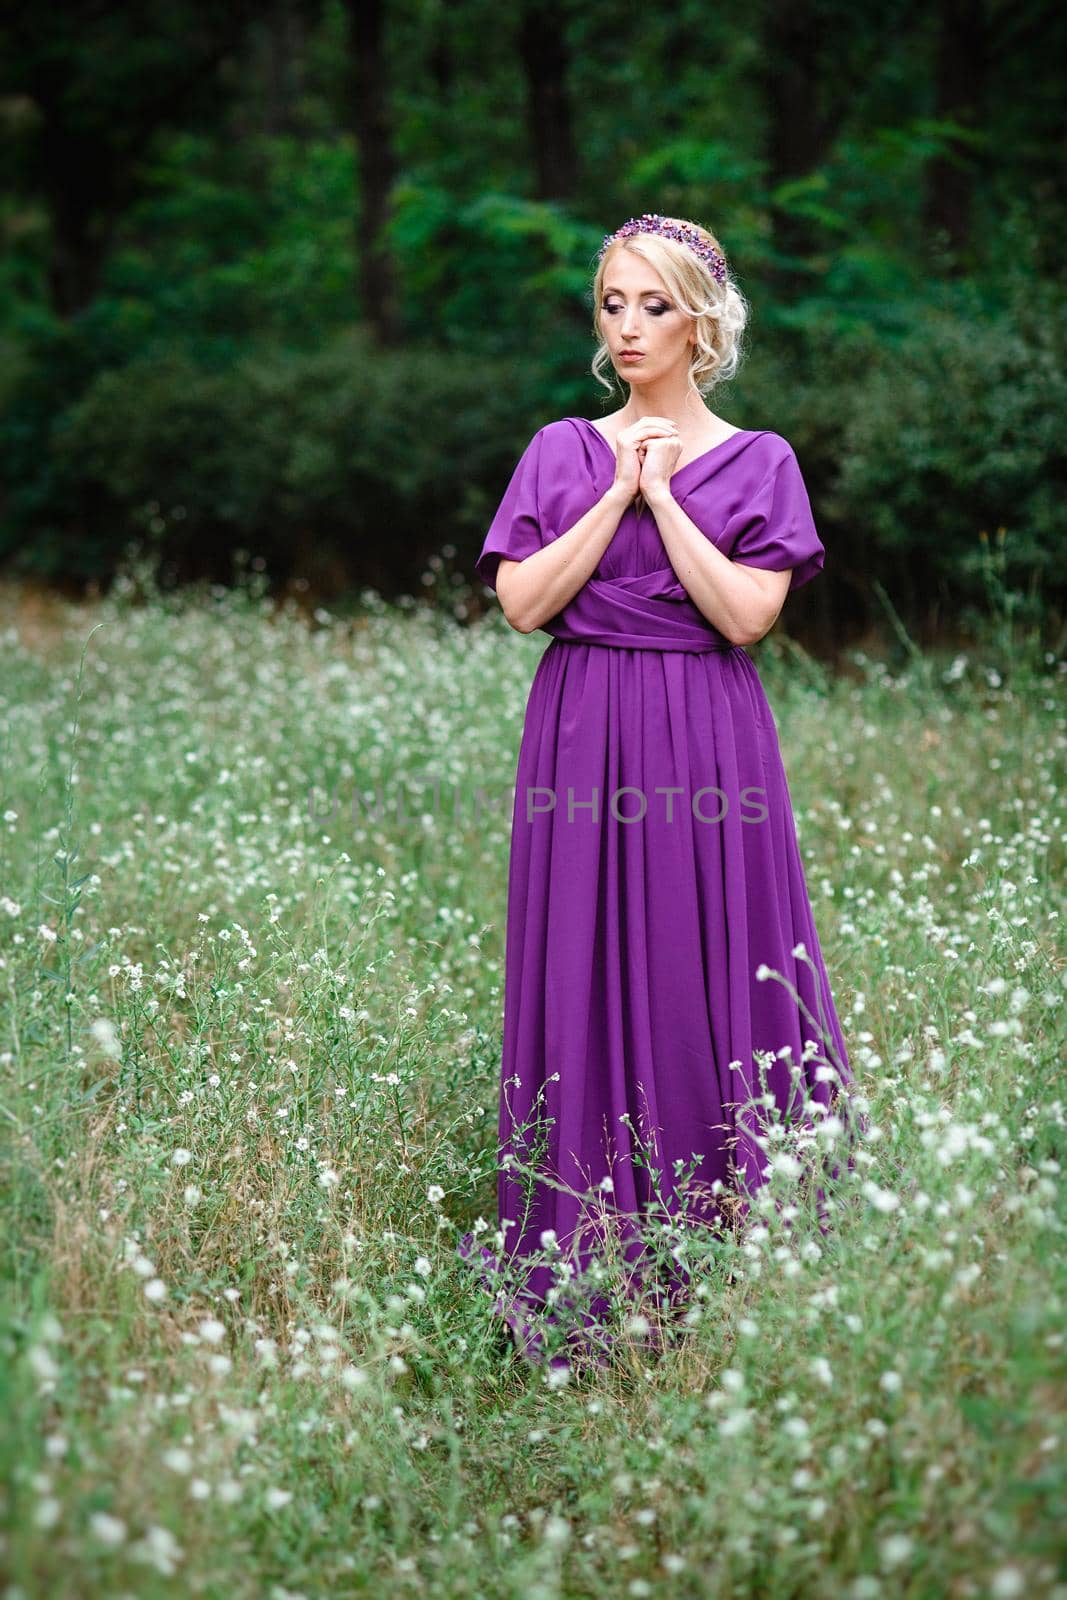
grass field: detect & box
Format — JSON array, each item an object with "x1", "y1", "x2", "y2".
[{"x1": 1, "y1": 564, "x2": 1064, "y2": 1599}]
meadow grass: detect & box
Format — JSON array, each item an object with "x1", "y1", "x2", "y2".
[{"x1": 0, "y1": 562, "x2": 1064, "y2": 1599}]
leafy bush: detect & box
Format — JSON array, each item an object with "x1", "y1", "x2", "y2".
[
  {"x1": 828, "y1": 276, "x2": 1067, "y2": 617},
  {"x1": 724, "y1": 274, "x2": 1067, "y2": 634},
  {"x1": 0, "y1": 328, "x2": 533, "y2": 591}
]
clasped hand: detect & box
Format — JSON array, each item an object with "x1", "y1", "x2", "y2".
[{"x1": 613, "y1": 416, "x2": 683, "y2": 504}]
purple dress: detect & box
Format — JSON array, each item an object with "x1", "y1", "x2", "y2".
[{"x1": 458, "y1": 417, "x2": 858, "y2": 1365}]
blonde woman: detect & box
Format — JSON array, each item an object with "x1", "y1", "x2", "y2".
[{"x1": 460, "y1": 214, "x2": 861, "y2": 1368}]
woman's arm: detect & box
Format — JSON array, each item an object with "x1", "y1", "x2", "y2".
[
  {"x1": 496, "y1": 483, "x2": 634, "y2": 634},
  {"x1": 643, "y1": 482, "x2": 792, "y2": 646}
]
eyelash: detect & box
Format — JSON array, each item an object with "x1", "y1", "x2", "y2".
[{"x1": 602, "y1": 301, "x2": 669, "y2": 316}]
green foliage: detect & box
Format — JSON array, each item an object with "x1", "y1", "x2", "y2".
[
  {"x1": 828, "y1": 274, "x2": 1067, "y2": 611},
  {"x1": 0, "y1": 0, "x2": 1065, "y2": 640},
  {"x1": 721, "y1": 262, "x2": 1067, "y2": 632},
  {"x1": 831, "y1": 275, "x2": 1067, "y2": 556},
  {"x1": 1, "y1": 331, "x2": 540, "y2": 588},
  {"x1": 106, "y1": 132, "x2": 363, "y2": 350}
]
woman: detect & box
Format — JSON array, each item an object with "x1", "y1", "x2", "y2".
[{"x1": 459, "y1": 213, "x2": 860, "y2": 1368}]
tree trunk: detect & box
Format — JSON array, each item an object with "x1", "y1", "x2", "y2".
[
  {"x1": 39, "y1": 127, "x2": 115, "y2": 317},
  {"x1": 762, "y1": 0, "x2": 828, "y2": 290},
  {"x1": 343, "y1": 0, "x2": 401, "y2": 346},
  {"x1": 19, "y1": 8, "x2": 261, "y2": 320},
  {"x1": 921, "y1": 0, "x2": 986, "y2": 268},
  {"x1": 517, "y1": 0, "x2": 579, "y2": 200},
  {"x1": 261, "y1": 0, "x2": 308, "y2": 138}
]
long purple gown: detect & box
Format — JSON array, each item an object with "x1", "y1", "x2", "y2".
[{"x1": 458, "y1": 417, "x2": 858, "y2": 1365}]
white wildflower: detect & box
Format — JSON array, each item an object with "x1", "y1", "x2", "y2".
[
  {"x1": 879, "y1": 1533, "x2": 913, "y2": 1569},
  {"x1": 129, "y1": 1525, "x2": 184, "y2": 1576},
  {"x1": 90, "y1": 1017, "x2": 121, "y2": 1056},
  {"x1": 34, "y1": 1498, "x2": 61, "y2": 1529},
  {"x1": 89, "y1": 1511, "x2": 127, "y2": 1547},
  {"x1": 990, "y1": 1568, "x2": 1026, "y2": 1598},
  {"x1": 862, "y1": 1181, "x2": 901, "y2": 1213}
]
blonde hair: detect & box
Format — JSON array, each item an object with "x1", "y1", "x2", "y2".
[{"x1": 590, "y1": 217, "x2": 748, "y2": 397}]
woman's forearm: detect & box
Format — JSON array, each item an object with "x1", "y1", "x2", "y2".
[
  {"x1": 496, "y1": 484, "x2": 634, "y2": 634},
  {"x1": 644, "y1": 484, "x2": 790, "y2": 646}
]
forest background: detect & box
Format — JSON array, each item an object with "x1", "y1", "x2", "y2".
[{"x1": 1, "y1": 0, "x2": 1065, "y2": 651}]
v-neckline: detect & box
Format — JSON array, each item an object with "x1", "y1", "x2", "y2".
[{"x1": 570, "y1": 415, "x2": 754, "y2": 483}]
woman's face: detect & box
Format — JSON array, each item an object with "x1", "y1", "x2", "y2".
[{"x1": 598, "y1": 247, "x2": 693, "y2": 384}]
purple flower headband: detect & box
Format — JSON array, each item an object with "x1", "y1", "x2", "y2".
[{"x1": 597, "y1": 212, "x2": 727, "y2": 286}]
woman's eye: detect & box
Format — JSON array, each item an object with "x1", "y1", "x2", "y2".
[{"x1": 603, "y1": 302, "x2": 669, "y2": 315}]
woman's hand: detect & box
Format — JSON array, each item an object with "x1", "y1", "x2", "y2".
[
  {"x1": 612, "y1": 416, "x2": 680, "y2": 501},
  {"x1": 636, "y1": 431, "x2": 684, "y2": 501}
]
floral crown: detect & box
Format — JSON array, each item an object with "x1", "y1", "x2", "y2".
[{"x1": 597, "y1": 212, "x2": 727, "y2": 286}]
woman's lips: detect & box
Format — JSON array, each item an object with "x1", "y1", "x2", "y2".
[{"x1": 619, "y1": 352, "x2": 644, "y2": 362}]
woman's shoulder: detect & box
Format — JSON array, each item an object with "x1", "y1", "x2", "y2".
[
  {"x1": 516, "y1": 417, "x2": 596, "y2": 463},
  {"x1": 740, "y1": 429, "x2": 810, "y2": 482},
  {"x1": 744, "y1": 427, "x2": 796, "y2": 456},
  {"x1": 510, "y1": 417, "x2": 575, "y2": 452},
  {"x1": 542, "y1": 416, "x2": 587, "y2": 442}
]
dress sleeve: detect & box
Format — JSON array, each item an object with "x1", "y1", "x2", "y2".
[
  {"x1": 723, "y1": 446, "x2": 826, "y2": 591},
  {"x1": 474, "y1": 428, "x2": 546, "y2": 592}
]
